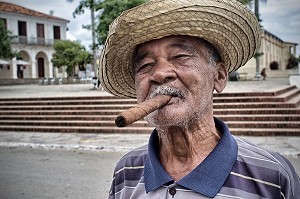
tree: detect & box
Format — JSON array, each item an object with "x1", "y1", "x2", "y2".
[
  {"x1": 0, "y1": 20, "x2": 18, "y2": 59},
  {"x1": 76, "y1": 50, "x2": 93, "y2": 70},
  {"x1": 238, "y1": 0, "x2": 252, "y2": 5},
  {"x1": 68, "y1": 0, "x2": 146, "y2": 74},
  {"x1": 270, "y1": 61, "x2": 279, "y2": 70},
  {"x1": 68, "y1": 0, "x2": 98, "y2": 72},
  {"x1": 286, "y1": 55, "x2": 299, "y2": 69},
  {"x1": 52, "y1": 40, "x2": 92, "y2": 77},
  {"x1": 238, "y1": 0, "x2": 266, "y2": 23},
  {"x1": 96, "y1": 0, "x2": 146, "y2": 45},
  {"x1": 238, "y1": 0, "x2": 266, "y2": 77},
  {"x1": 70, "y1": 0, "x2": 147, "y2": 45}
]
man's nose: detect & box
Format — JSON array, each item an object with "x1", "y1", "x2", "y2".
[{"x1": 149, "y1": 60, "x2": 177, "y2": 84}]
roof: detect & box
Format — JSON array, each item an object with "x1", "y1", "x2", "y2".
[
  {"x1": 263, "y1": 29, "x2": 298, "y2": 46},
  {"x1": 0, "y1": 1, "x2": 69, "y2": 22},
  {"x1": 263, "y1": 29, "x2": 284, "y2": 43}
]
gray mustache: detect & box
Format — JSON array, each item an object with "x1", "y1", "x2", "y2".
[{"x1": 150, "y1": 86, "x2": 184, "y2": 98}]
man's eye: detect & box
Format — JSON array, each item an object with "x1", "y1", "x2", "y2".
[
  {"x1": 173, "y1": 54, "x2": 190, "y2": 59},
  {"x1": 136, "y1": 63, "x2": 153, "y2": 73}
]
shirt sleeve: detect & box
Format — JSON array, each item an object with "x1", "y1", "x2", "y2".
[
  {"x1": 275, "y1": 154, "x2": 300, "y2": 199},
  {"x1": 108, "y1": 167, "x2": 117, "y2": 199}
]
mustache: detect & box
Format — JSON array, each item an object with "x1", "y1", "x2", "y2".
[{"x1": 149, "y1": 86, "x2": 184, "y2": 99}]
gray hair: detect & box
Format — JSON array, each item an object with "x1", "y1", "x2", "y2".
[{"x1": 196, "y1": 38, "x2": 221, "y2": 65}]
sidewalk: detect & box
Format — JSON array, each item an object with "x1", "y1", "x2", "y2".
[
  {"x1": 0, "y1": 77, "x2": 291, "y2": 98},
  {"x1": 0, "y1": 78, "x2": 299, "y2": 157},
  {"x1": 0, "y1": 132, "x2": 299, "y2": 157}
]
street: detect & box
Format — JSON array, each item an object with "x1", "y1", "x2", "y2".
[
  {"x1": 0, "y1": 145, "x2": 299, "y2": 199},
  {"x1": 0, "y1": 146, "x2": 124, "y2": 199}
]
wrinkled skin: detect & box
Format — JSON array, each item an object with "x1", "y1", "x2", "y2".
[{"x1": 134, "y1": 35, "x2": 228, "y2": 181}]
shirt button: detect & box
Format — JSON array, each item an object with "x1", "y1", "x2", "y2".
[{"x1": 169, "y1": 187, "x2": 177, "y2": 196}]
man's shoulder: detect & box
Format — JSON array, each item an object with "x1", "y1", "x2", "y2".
[
  {"x1": 235, "y1": 136, "x2": 284, "y2": 165},
  {"x1": 234, "y1": 136, "x2": 295, "y2": 177},
  {"x1": 109, "y1": 145, "x2": 149, "y2": 197},
  {"x1": 232, "y1": 136, "x2": 300, "y2": 198},
  {"x1": 114, "y1": 144, "x2": 148, "y2": 171}
]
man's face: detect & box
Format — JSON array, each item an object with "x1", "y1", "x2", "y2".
[{"x1": 134, "y1": 36, "x2": 218, "y2": 127}]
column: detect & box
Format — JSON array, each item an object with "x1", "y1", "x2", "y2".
[
  {"x1": 12, "y1": 57, "x2": 17, "y2": 79},
  {"x1": 48, "y1": 61, "x2": 53, "y2": 78},
  {"x1": 31, "y1": 60, "x2": 37, "y2": 78}
]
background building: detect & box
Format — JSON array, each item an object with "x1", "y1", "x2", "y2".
[
  {"x1": 0, "y1": 1, "x2": 69, "y2": 80},
  {"x1": 238, "y1": 29, "x2": 298, "y2": 79}
]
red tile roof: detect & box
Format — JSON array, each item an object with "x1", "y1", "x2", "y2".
[{"x1": 0, "y1": 1, "x2": 69, "y2": 22}]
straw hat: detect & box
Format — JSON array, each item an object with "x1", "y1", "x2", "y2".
[{"x1": 99, "y1": 0, "x2": 261, "y2": 98}]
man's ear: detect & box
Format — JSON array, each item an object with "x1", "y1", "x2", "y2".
[{"x1": 214, "y1": 62, "x2": 228, "y2": 93}]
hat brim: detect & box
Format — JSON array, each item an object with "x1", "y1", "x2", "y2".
[{"x1": 100, "y1": 0, "x2": 261, "y2": 98}]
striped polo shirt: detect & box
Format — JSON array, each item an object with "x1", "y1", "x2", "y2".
[{"x1": 108, "y1": 118, "x2": 300, "y2": 198}]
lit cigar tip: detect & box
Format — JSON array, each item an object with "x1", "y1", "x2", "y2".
[{"x1": 115, "y1": 115, "x2": 127, "y2": 127}]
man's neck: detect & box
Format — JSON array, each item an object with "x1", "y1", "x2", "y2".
[{"x1": 157, "y1": 117, "x2": 220, "y2": 181}]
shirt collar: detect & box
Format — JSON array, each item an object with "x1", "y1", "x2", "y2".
[{"x1": 144, "y1": 117, "x2": 238, "y2": 198}]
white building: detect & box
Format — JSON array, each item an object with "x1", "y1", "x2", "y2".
[
  {"x1": 0, "y1": 1, "x2": 69, "y2": 80},
  {"x1": 238, "y1": 29, "x2": 298, "y2": 78}
]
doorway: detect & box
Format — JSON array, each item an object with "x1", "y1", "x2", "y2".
[
  {"x1": 38, "y1": 58, "x2": 45, "y2": 78},
  {"x1": 17, "y1": 65, "x2": 24, "y2": 79}
]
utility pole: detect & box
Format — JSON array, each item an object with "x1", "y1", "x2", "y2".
[
  {"x1": 91, "y1": 1, "x2": 97, "y2": 77},
  {"x1": 254, "y1": 0, "x2": 261, "y2": 79}
]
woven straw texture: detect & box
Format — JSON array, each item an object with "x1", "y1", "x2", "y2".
[{"x1": 99, "y1": 0, "x2": 261, "y2": 98}]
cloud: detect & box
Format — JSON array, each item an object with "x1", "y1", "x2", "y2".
[
  {"x1": 67, "y1": 28, "x2": 92, "y2": 49},
  {"x1": 260, "y1": 0, "x2": 300, "y2": 54}
]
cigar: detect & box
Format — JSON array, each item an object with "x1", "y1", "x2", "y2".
[{"x1": 115, "y1": 95, "x2": 172, "y2": 127}]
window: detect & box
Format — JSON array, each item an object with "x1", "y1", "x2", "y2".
[
  {"x1": 53, "y1": 26, "x2": 61, "y2": 40},
  {"x1": 37, "y1": 23, "x2": 45, "y2": 45},
  {"x1": 18, "y1": 21, "x2": 27, "y2": 36},
  {"x1": 37, "y1": 24, "x2": 45, "y2": 38},
  {"x1": 18, "y1": 21, "x2": 27, "y2": 44}
]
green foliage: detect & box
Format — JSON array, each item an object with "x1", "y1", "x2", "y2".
[
  {"x1": 52, "y1": 40, "x2": 92, "y2": 77},
  {"x1": 286, "y1": 54, "x2": 299, "y2": 69},
  {"x1": 76, "y1": 50, "x2": 93, "y2": 70},
  {"x1": 72, "y1": 0, "x2": 97, "y2": 18},
  {"x1": 0, "y1": 20, "x2": 18, "y2": 59},
  {"x1": 237, "y1": 0, "x2": 267, "y2": 7},
  {"x1": 237, "y1": 0, "x2": 252, "y2": 4},
  {"x1": 96, "y1": 0, "x2": 146, "y2": 45},
  {"x1": 238, "y1": 0, "x2": 263, "y2": 24},
  {"x1": 270, "y1": 61, "x2": 279, "y2": 70},
  {"x1": 238, "y1": 0, "x2": 264, "y2": 61},
  {"x1": 254, "y1": 52, "x2": 263, "y2": 58},
  {"x1": 71, "y1": 0, "x2": 146, "y2": 46}
]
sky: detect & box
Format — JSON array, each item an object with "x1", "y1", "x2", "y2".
[{"x1": 2, "y1": 0, "x2": 300, "y2": 55}]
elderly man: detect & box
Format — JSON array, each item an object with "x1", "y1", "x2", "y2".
[{"x1": 100, "y1": 0, "x2": 300, "y2": 198}]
